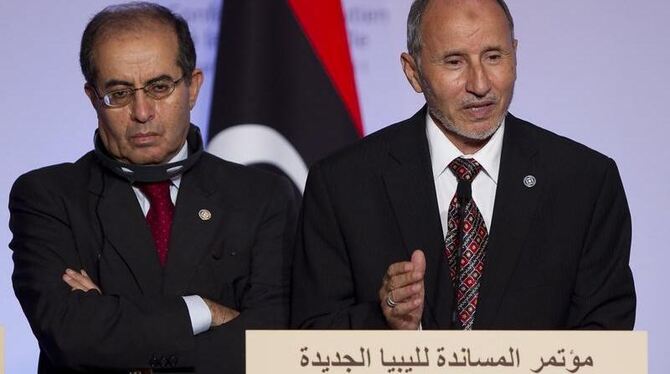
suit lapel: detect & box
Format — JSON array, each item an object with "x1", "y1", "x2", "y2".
[
  {"x1": 382, "y1": 108, "x2": 454, "y2": 329},
  {"x1": 475, "y1": 114, "x2": 542, "y2": 328},
  {"x1": 91, "y1": 167, "x2": 163, "y2": 294}
]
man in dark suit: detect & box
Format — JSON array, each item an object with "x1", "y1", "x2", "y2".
[
  {"x1": 291, "y1": 0, "x2": 635, "y2": 330},
  {"x1": 9, "y1": 3, "x2": 297, "y2": 373}
]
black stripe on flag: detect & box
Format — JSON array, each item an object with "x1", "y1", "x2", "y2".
[{"x1": 207, "y1": 0, "x2": 361, "y2": 191}]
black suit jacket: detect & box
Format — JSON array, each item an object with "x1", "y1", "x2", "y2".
[
  {"x1": 291, "y1": 108, "x2": 635, "y2": 330},
  {"x1": 10, "y1": 151, "x2": 298, "y2": 373}
]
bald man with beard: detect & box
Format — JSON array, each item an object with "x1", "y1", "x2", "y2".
[{"x1": 291, "y1": 0, "x2": 635, "y2": 331}]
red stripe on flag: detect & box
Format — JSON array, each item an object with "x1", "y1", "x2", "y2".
[{"x1": 287, "y1": 0, "x2": 363, "y2": 137}]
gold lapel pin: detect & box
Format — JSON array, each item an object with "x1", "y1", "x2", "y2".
[{"x1": 198, "y1": 209, "x2": 212, "y2": 221}]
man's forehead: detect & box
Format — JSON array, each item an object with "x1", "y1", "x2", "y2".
[
  {"x1": 92, "y1": 24, "x2": 180, "y2": 84},
  {"x1": 425, "y1": 0, "x2": 506, "y2": 19},
  {"x1": 95, "y1": 20, "x2": 176, "y2": 51},
  {"x1": 422, "y1": 0, "x2": 513, "y2": 41}
]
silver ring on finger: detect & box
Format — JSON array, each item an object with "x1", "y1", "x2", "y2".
[{"x1": 385, "y1": 292, "x2": 398, "y2": 308}]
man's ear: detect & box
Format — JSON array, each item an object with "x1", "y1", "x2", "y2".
[
  {"x1": 401, "y1": 52, "x2": 423, "y2": 93},
  {"x1": 84, "y1": 83, "x2": 98, "y2": 108},
  {"x1": 187, "y1": 69, "x2": 204, "y2": 110},
  {"x1": 513, "y1": 38, "x2": 518, "y2": 51},
  {"x1": 512, "y1": 38, "x2": 519, "y2": 68}
]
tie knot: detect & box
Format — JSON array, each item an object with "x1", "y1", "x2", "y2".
[
  {"x1": 137, "y1": 181, "x2": 172, "y2": 202},
  {"x1": 448, "y1": 157, "x2": 482, "y2": 182}
]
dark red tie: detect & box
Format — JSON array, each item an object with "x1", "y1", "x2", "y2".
[
  {"x1": 138, "y1": 181, "x2": 174, "y2": 267},
  {"x1": 444, "y1": 157, "x2": 488, "y2": 330}
]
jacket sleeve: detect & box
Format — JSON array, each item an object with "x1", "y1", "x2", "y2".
[
  {"x1": 9, "y1": 171, "x2": 195, "y2": 371},
  {"x1": 566, "y1": 158, "x2": 636, "y2": 329},
  {"x1": 291, "y1": 163, "x2": 388, "y2": 329}
]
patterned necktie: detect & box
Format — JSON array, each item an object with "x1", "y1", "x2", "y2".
[
  {"x1": 444, "y1": 157, "x2": 489, "y2": 330},
  {"x1": 138, "y1": 181, "x2": 174, "y2": 267}
]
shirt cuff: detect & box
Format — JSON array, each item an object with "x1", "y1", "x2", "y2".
[{"x1": 182, "y1": 295, "x2": 212, "y2": 335}]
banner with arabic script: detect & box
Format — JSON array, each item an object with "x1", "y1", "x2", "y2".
[{"x1": 246, "y1": 330, "x2": 646, "y2": 374}]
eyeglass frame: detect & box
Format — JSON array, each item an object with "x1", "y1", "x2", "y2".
[{"x1": 90, "y1": 74, "x2": 186, "y2": 108}]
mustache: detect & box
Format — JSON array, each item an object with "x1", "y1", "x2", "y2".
[
  {"x1": 462, "y1": 96, "x2": 498, "y2": 109},
  {"x1": 127, "y1": 124, "x2": 161, "y2": 137}
]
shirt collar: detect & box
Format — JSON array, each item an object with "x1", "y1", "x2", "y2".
[
  {"x1": 425, "y1": 114, "x2": 504, "y2": 184},
  {"x1": 167, "y1": 141, "x2": 189, "y2": 188}
]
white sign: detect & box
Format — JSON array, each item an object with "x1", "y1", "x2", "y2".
[{"x1": 247, "y1": 330, "x2": 647, "y2": 374}]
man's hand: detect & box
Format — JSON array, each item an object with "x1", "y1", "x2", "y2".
[
  {"x1": 202, "y1": 298, "x2": 240, "y2": 327},
  {"x1": 379, "y1": 249, "x2": 426, "y2": 330},
  {"x1": 62, "y1": 268, "x2": 101, "y2": 294}
]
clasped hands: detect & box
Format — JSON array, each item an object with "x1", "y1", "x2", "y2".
[
  {"x1": 378, "y1": 250, "x2": 426, "y2": 330},
  {"x1": 62, "y1": 268, "x2": 239, "y2": 327}
]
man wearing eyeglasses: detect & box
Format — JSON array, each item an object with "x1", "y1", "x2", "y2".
[{"x1": 9, "y1": 3, "x2": 297, "y2": 373}]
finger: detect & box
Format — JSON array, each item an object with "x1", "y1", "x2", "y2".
[
  {"x1": 385, "y1": 261, "x2": 414, "y2": 280},
  {"x1": 388, "y1": 282, "x2": 422, "y2": 304},
  {"x1": 65, "y1": 269, "x2": 93, "y2": 286},
  {"x1": 411, "y1": 250, "x2": 426, "y2": 275},
  {"x1": 79, "y1": 269, "x2": 101, "y2": 293},
  {"x1": 388, "y1": 296, "x2": 423, "y2": 317},
  {"x1": 387, "y1": 270, "x2": 424, "y2": 291},
  {"x1": 63, "y1": 273, "x2": 87, "y2": 291},
  {"x1": 65, "y1": 268, "x2": 85, "y2": 280},
  {"x1": 64, "y1": 269, "x2": 99, "y2": 292},
  {"x1": 75, "y1": 269, "x2": 98, "y2": 289},
  {"x1": 65, "y1": 269, "x2": 92, "y2": 285}
]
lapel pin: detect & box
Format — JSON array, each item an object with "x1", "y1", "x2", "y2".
[
  {"x1": 198, "y1": 209, "x2": 212, "y2": 221},
  {"x1": 523, "y1": 175, "x2": 536, "y2": 188}
]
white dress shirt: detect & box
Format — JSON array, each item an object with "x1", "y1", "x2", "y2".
[
  {"x1": 131, "y1": 141, "x2": 212, "y2": 335},
  {"x1": 425, "y1": 114, "x2": 505, "y2": 237}
]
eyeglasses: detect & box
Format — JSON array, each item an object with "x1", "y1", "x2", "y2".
[{"x1": 93, "y1": 75, "x2": 185, "y2": 108}]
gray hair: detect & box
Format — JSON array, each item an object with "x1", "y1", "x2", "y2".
[
  {"x1": 80, "y1": 1, "x2": 196, "y2": 85},
  {"x1": 407, "y1": 0, "x2": 515, "y2": 60}
]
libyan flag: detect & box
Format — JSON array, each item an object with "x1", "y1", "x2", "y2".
[{"x1": 207, "y1": 0, "x2": 363, "y2": 192}]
